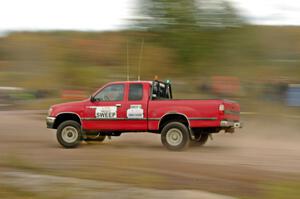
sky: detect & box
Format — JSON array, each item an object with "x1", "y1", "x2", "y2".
[
  {"x1": 228, "y1": 0, "x2": 300, "y2": 25},
  {"x1": 0, "y1": 0, "x2": 300, "y2": 32},
  {"x1": 0, "y1": 0, "x2": 133, "y2": 32}
]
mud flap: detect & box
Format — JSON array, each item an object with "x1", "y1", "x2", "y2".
[
  {"x1": 81, "y1": 128, "x2": 87, "y2": 140},
  {"x1": 225, "y1": 127, "x2": 235, "y2": 133},
  {"x1": 189, "y1": 128, "x2": 196, "y2": 141}
]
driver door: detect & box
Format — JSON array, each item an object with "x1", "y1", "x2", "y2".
[{"x1": 83, "y1": 83, "x2": 127, "y2": 131}]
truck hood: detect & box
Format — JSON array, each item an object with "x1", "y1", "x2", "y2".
[
  {"x1": 50, "y1": 99, "x2": 89, "y2": 117},
  {"x1": 52, "y1": 100, "x2": 87, "y2": 108}
]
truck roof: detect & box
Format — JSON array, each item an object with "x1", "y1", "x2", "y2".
[{"x1": 108, "y1": 80, "x2": 153, "y2": 85}]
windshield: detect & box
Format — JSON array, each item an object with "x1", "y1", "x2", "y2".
[{"x1": 94, "y1": 84, "x2": 124, "y2": 101}]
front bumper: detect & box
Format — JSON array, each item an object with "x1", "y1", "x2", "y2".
[
  {"x1": 220, "y1": 120, "x2": 242, "y2": 128},
  {"x1": 46, "y1": 116, "x2": 56, "y2": 128}
]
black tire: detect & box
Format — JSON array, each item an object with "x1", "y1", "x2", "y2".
[
  {"x1": 85, "y1": 135, "x2": 106, "y2": 142},
  {"x1": 161, "y1": 122, "x2": 190, "y2": 151},
  {"x1": 194, "y1": 133, "x2": 209, "y2": 146},
  {"x1": 56, "y1": 120, "x2": 82, "y2": 148}
]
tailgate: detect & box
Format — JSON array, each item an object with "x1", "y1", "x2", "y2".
[{"x1": 222, "y1": 100, "x2": 240, "y2": 122}]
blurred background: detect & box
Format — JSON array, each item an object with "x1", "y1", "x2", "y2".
[
  {"x1": 0, "y1": 0, "x2": 300, "y2": 114},
  {"x1": 1, "y1": 0, "x2": 300, "y2": 199}
]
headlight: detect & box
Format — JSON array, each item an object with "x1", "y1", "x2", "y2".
[
  {"x1": 219, "y1": 104, "x2": 225, "y2": 111},
  {"x1": 48, "y1": 107, "x2": 53, "y2": 116}
]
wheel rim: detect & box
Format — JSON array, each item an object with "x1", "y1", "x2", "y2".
[
  {"x1": 61, "y1": 126, "x2": 79, "y2": 143},
  {"x1": 166, "y1": 128, "x2": 183, "y2": 146}
]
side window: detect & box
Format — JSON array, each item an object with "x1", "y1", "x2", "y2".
[
  {"x1": 94, "y1": 84, "x2": 124, "y2": 101},
  {"x1": 129, "y1": 84, "x2": 143, "y2": 101}
]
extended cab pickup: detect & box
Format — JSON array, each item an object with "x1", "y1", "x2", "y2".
[{"x1": 47, "y1": 80, "x2": 241, "y2": 150}]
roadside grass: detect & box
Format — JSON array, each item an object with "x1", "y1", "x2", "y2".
[
  {"x1": 0, "y1": 185, "x2": 39, "y2": 199},
  {"x1": 1, "y1": 155, "x2": 44, "y2": 172},
  {"x1": 60, "y1": 168, "x2": 170, "y2": 189},
  {"x1": 0, "y1": 153, "x2": 169, "y2": 187},
  {"x1": 261, "y1": 181, "x2": 300, "y2": 199},
  {"x1": 0, "y1": 154, "x2": 171, "y2": 191},
  {"x1": 2, "y1": 155, "x2": 300, "y2": 199},
  {"x1": 240, "y1": 181, "x2": 300, "y2": 199},
  {"x1": 16, "y1": 98, "x2": 65, "y2": 110},
  {"x1": 0, "y1": 184, "x2": 73, "y2": 199}
]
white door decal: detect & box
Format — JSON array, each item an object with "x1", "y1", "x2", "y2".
[
  {"x1": 127, "y1": 105, "x2": 144, "y2": 119},
  {"x1": 95, "y1": 106, "x2": 117, "y2": 118}
]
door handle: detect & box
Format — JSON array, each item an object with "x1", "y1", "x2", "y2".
[{"x1": 115, "y1": 104, "x2": 122, "y2": 108}]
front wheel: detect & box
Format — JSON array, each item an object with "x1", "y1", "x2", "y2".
[
  {"x1": 161, "y1": 122, "x2": 190, "y2": 151},
  {"x1": 57, "y1": 121, "x2": 82, "y2": 148}
]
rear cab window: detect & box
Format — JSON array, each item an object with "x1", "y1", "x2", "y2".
[{"x1": 129, "y1": 84, "x2": 143, "y2": 101}]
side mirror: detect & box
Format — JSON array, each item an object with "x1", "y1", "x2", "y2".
[{"x1": 90, "y1": 96, "x2": 96, "y2": 102}]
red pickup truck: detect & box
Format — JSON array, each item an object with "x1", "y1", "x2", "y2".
[{"x1": 46, "y1": 80, "x2": 241, "y2": 151}]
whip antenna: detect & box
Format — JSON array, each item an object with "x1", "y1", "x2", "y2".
[
  {"x1": 137, "y1": 39, "x2": 144, "y2": 81},
  {"x1": 126, "y1": 40, "x2": 130, "y2": 81}
]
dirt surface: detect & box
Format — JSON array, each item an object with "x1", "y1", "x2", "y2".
[
  {"x1": 0, "y1": 111, "x2": 300, "y2": 198},
  {"x1": 0, "y1": 171, "x2": 235, "y2": 199}
]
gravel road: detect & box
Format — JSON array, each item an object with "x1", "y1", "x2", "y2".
[{"x1": 0, "y1": 111, "x2": 300, "y2": 198}]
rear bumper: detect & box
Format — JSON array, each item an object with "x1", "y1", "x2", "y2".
[
  {"x1": 46, "y1": 116, "x2": 56, "y2": 128},
  {"x1": 220, "y1": 120, "x2": 242, "y2": 128}
]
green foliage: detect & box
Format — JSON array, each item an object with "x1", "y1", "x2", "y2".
[
  {"x1": 0, "y1": 185, "x2": 38, "y2": 199},
  {"x1": 1, "y1": 26, "x2": 300, "y2": 92},
  {"x1": 132, "y1": 0, "x2": 245, "y2": 66},
  {"x1": 134, "y1": 0, "x2": 198, "y2": 31},
  {"x1": 1, "y1": 155, "x2": 43, "y2": 171},
  {"x1": 134, "y1": 0, "x2": 244, "y2": 31},
  {"x1": 262, "y1": 181, "x2": 300, "y2": 199}
]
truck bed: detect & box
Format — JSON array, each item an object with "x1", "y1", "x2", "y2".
[{"x1": 147, "y1": 99, "x2": 240, "y2": 130}]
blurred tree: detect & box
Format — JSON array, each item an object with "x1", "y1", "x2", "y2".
[
  {"x1": 133, "y1": 0, "x2": 244, "y2": 31},
  {"x1": 133, "y1": 0, "x2": 198, "y2": 31},
  {"x1": 195, "y1": 0, "x2": 245, "y2": 28},
  {"x1": 131, "y1": 0, "x2": 245, "y2": 68}
]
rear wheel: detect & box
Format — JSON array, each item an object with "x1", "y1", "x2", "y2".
[
  {"x1": 57, "y1": 120, "x2": 81, "y2": 148},
  {"x1": 161, "y1": 122, "x2": 190, "y2": 151}
]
